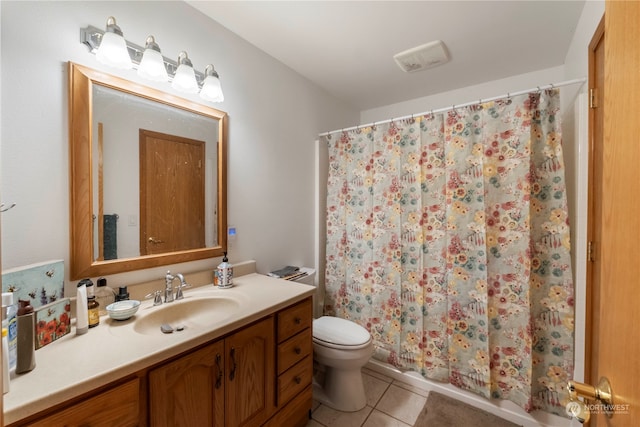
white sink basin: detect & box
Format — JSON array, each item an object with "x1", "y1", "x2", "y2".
[{"x1": 133, "y1": 296, "x2": 240, "y2": 335}]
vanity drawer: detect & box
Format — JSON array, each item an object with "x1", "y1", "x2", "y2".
[
  {"x1": 278, "y1": 328, "x2": 312, "y2": 375},
  {"x1": 277, "y1": 297, "x2": 312, "y2": 343},
  {"x1": 25, "y1": 377, "x2": 140, "y2": 427},
  {"x1": 277, "y1": 356, "x2": 313, "y2": 407}
]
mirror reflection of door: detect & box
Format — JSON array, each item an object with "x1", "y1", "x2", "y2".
[{"x1": 139, "y1": 129, "x2": 205, "y2": 255}]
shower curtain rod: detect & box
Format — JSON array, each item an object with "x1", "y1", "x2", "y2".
[{"x1": 318, "y1": 77, "x2": 587, "y2": 137}]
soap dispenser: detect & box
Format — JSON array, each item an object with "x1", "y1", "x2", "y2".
[{"x1": 216, "y1": 252, "x2": 233, "y2": 289}]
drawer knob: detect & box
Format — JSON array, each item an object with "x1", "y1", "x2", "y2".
[
  {"x1": 294, "y1": 376, "x2": 302, "y2": 385},
  {"x1": 294, "y1": 317, "x2": 302, "y2": 325},
  {"x1": 294, "y1": 346, "x2": 302, "y2": 355}
]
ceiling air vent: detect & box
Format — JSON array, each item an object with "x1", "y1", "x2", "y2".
[{"x1": 393, "y1": 40, "x2": 449, "y2": 73}]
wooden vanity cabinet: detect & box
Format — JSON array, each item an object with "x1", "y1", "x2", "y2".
[
  {"x1": 7, "y1": 296, "x2": 313, "y2": 427},
  {"x1": 149, "y1": 316, "x2": 275, "y2": 427}
]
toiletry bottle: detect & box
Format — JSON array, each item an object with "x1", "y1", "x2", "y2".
[
  {"x1": 2, "y1": 328, "x2": 9, "y2": 393},
  {"x1": 16, "y1": 299, "x2": 36, "y2": 374},
  {"x1": 2, "y1": 292, "x2": 17, "y2": 370},
  {"x1": 76, "y1": 280, "x2": 89, "y2": 335},
  {"x1": 216, "y1": 252, "x2": 233, "y2": 289},
  {"x1": 86, "y1": 281, "x2": 99, "y2": 328},
  {"x1": 115, "y1": 286, "x2": 130, "y2": 302},
  {"x1": 95, "y1": 277, "x2": 115, "y2": 316}
]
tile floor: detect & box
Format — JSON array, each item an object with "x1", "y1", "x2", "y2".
[{"x1": 306, "y1": 367, "x2": 429, "y2": 427}]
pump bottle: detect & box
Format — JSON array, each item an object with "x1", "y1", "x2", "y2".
[{"x1": 216, "y1": 252, "x2": 233, "y2": 289}]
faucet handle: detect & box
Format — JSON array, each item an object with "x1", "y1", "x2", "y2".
[
  {"x1": 144, "y1": 290, "x2": 163, "y2": 306},
  {"x1": 175, "y1": 281, "x2": 191, "y2": 300}
]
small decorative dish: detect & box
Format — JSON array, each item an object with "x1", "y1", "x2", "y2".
[{"x1": 106, "y1": 300, "x2": 140, "y2": 321}]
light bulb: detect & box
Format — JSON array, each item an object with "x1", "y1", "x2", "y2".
[
  {"x1": 171, "y1": 51, "x2": 199, "y2": 94},
  {"x1": 200, "y1": 65, "x2": 224, "y2": 102},
  {"x1": 137, "y1": 36, "x2": 168, "y2": 82},
  {"x1": 95, "y1": 17, "x2": 132, "y2": 69}
]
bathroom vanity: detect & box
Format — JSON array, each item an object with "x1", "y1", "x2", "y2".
[{"x1": 3, "y1": 273, "x2": 314, "y2": 427}]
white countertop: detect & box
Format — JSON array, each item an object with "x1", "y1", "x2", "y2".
[{"x1": 3, "y1": 273, "x2": 315, "y2": 425}]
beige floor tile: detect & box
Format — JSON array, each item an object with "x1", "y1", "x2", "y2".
[
  {"x1": 363, "y1": 372, "x2": 392, "y2": 407},
  {"x1": 313, "y1": 404, "x2": 373, "y2": 427},
  {"x1": 362, "y1": 367, "x2": 393, "y2": 383},
  {"x1": 376, "y1": 384, "x2": 427, "y2": 425},
  {"x1": 312, "y1": 399, "x2": 322, "y2": 412},
  {"x1": 391, "y1": 379, "x2": 429, "y2": 398},
  {"x1": 363, "y1": 409, "x2": 412, "y2": 427},
  {"x1": 306, "y1": 419, "x2": 326, "y2": 427}
]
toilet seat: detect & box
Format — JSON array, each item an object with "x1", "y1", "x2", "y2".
[{"x1": 313, "y1": 316, "x2": 371, "y2": 350}]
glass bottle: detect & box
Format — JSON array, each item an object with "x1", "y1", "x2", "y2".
[
  {"x1": 94, "y1": 277, "x2": 116, "y2": 316},
  {"x1": 87, "y1": 282, "x2": 100, "y2": 328}
]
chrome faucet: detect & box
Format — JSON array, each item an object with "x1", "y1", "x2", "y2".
[{"x1": 165, "y1": 270, "x2": 189, "y2": 302}]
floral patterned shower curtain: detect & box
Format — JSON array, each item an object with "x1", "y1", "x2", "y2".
[{"x1": 322, "y1": 89, "x2": 574, "y2": 416}]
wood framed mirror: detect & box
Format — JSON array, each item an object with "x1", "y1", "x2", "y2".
[{"x1": 69, "y1": 62, "x2": 227, "y2": 280}]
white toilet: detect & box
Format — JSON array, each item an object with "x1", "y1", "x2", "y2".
[
  {"x1": 290, "y1": 268, "x2": 374, "y2": 412},
  {"x1": 312, "y1": 316, "x2": 374, "y2": 412}
]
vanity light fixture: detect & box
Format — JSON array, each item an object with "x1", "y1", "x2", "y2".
[
  {"x1": 95, "y1": 17, "x2": 132, "y2": 70},
  {"x1": 200, "y1": 64, "x2": 225, "y2": 102},
  {"x1": 80, "y1": 17, "x2": 224, "y2": 102},
  {"x1": 137, "y1": 36, "x2": 169, "y2": 82},
  {"x1": 171, "y1": 52, "x2": 199, "y2": 94}
]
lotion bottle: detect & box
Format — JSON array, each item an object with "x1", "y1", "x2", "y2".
[
  {"x1": 2, "y1": 328, "x2": 9, "y2": 393},
  {"x1": 76, "y1": 280, "x2": 89, "y2": 335},
  {"x1": 2, "y1": 292, "x2": 17, "y2": 371},
  {"x1": 16, "y1": 299, "x2": 36, "y2": 374}
]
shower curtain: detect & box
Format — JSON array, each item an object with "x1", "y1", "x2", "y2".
[{"x1": 322, "y1": 89, "x2": 574, "y2": 416}]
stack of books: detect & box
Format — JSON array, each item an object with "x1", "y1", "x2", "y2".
[{"x1": 268, "y1": 266, "x2": 309, "y2": 281}]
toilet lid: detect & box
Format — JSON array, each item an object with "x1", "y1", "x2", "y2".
[{"x1": 313, "y1": 316, "x2": 371, "y2": 347}]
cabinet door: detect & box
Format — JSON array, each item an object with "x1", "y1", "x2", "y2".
[
  {"x1": 149, "y1": 341, "x2": 225, "y2": 427},
  {"x1": 225, "y1": 316, "x2": 275, "y2": 426}
]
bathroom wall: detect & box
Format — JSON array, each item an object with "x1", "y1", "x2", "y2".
[{"x1": 0, "y1": 1, "x2": 359, "y2": 294}]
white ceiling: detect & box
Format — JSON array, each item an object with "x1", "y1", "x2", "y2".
[{"x1": 187, "y1": 1, "x2": 586, "y2": 111}]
